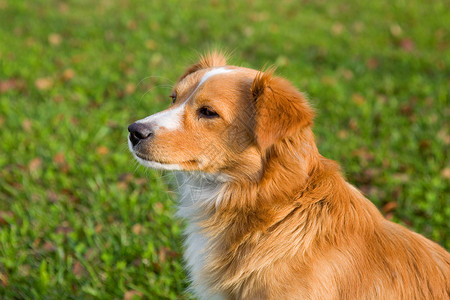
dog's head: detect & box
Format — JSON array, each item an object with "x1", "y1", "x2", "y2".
[{"x1": 128, "y1": 52, "x2": 314, "y2": 181}]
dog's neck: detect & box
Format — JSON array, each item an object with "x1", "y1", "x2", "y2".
[{"x1": 175, "y1": 129, "x2": 383, "y2": 298}]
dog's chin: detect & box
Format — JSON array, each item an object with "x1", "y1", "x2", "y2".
[
  {"x1": 128, "y1": 138, "x2": 182, "y2": 171},
  {"x1": 133, "y1": 153, "x2": 183, "y2": 171}
]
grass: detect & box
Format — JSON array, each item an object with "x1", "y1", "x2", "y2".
[{"x1": 0, "y1": 0, "x2": 448, "y2": 298}]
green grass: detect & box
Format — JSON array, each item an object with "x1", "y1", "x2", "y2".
[{"x1": 0, "y1": 0, "x2": 448, "y2": 298}]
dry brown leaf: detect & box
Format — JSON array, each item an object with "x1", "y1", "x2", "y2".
[
  {"x1": 94, "y1": 224, "x2": 102, "y2": 233},
  {"x1": 158, "y1": 247, "x2": 179, "y2": 263},
  {"x1": 22, "y1": 119, "x2": 32, "y2": 132},
  {"x1": 331, "y1": 22, "x2": 344, "y2": 35},
  {"x1": 382, "y1": 202, "x2": 398, "y2": 214},
  {"x1": 62, "y1": 69, "x2": 75, "y2": 81},
  {"x1": 0, "y1": 272, "x2": 9, "y2": 287},
  {"x1": 117, "y1": 182, "x2": 129, "y2": 190},
  {"x1": 132, "y1": 224, "x2": 143, "y2": 235},
  {"x1": 366, "y1": 58, "x2": 379, "y2": 70},
  {"x1": 35, "y1": 77, "x2": 53, "y2": 90},
  {"x1": 48, "y1": 33, "x2": 62, "y2": 45},
  {"x1": 125, "y1": 83, "x2": 136, "y2": 95},
  {"x1": 43, "y1": 241, "x2": 57, "y2": 252},
  {"x1": 400, "y1": 38, "x2": 415, "y2": 52},
  {"x1": 441, "y1": 168, "x2": 450, "y2": 179},
  {"x1": 96, "y1": 146, "x2": 109, "y2": 155},
  {"x1": 352, "y1": 93, "x2": 365, "y2": 105},
  {"x1": 73, "y1": 260, "x2": 87, "y2": 278},
  {"x1": 28, "y1": 157, "x2": 43, "y2": 172},
  {"x1": 123, "y1": 290, "x2": 143, "y2": 300},
  {"x1": 53, "y1": 152, "x2": 66, "y2": 165},
  {"x1": 0, "y1": 78, "x2": 26, "y2": 93}
]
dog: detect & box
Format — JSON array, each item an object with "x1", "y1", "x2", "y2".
[{"x1": 128, "y1": 52, "x2": 450, "y2": 299}]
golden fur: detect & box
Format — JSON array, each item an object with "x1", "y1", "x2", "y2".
[{"x1": 129, "y1": 52, "x2": 450, "y2": 299}]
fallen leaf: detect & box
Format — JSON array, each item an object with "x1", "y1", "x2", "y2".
[
  {"x1": 48, "y1": 33, "x2": 62, "y2": 46},
  {"x1": 22, "y1": 119, "x2": 32, "y2": 132},
  {"x1": 331, "y1": 22, "x2": 344, "y2": 35},
  {"x1": 340, "y1": 69, "x2": 354, "y2": 80},
  {"x1": 153, "y1": 202, "x2": 164, "y2": 213},
  {"x1": 382, "y1": 202, "x2": 397, "y2": 214},
  {"x1": 400, "y1": 38, "x2": 415, "y2": 52},
  {"x1": 62, "y1": 69, "x2": 75, "y2": 81},
  {"x1": 117, "y1": 182, "x2": 129, "y2": 190},
  {"x1": 419, "y1": 140, "x2": 431, "y2": 152},
  {"x1": 0, "y1": 78, "x2": 26, "y2": 93},
  {"x1": 72, "y1": 260, "x2": 87, "y2": 278},
  {"x1": 28, "y1": 157, "x2": 43, "y2": 172},
  {"x1": 441, "y1": 168, "x2": 450, "y2": 179},
  {"x1": 125, "y1": 83, "x2": 136, "y2": 95},
  {"x1": 352, "y1": 93, "x2": 365, "y2": 105},
  {"x1": 35, "y1": 77, "x2": 53, "y2": 90},
  {"x1": 399, "y1": 103, "x2": 414, "y2": 117},
  {"x1": 53, "y1": 152, "x2": 66, "y2": 165},
  {"x1": 123, "y1": 290, "x2": 143, "y2": 300},
  {"x1": 43, "y1": 241, "x2": 56, "y2": 252},
  {"x1": 366, "y1": 58, "x2": 379, "y2": 70},
  {"x1": 96, "y1": 146, "x2": 109, "y2": 155},
  {"x1": 132, "y1": 224, "x2": 143, "y2": 235},
  {"x1": 94, "y1": 224, "x2": 102, "y2": 233},
  {"x1": 158, "y1": 247, "x2": 179, "y2": 263},
  {"x1": 0, "y1": 272, "x2": 9, "y2": 287}
]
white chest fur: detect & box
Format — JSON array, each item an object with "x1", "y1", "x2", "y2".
[{"x1": 175, "y1": 172, "x2": 227, "y2": 300}]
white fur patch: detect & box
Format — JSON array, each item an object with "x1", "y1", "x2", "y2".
[
  {"x1": 198, "y1": 67, "x2": 233, "y2": 86},
  {"x1": 175, "y1": 172, "x2": 227, "y2": 300},
  {"x1": 136, "y1": 102, "x2": 186, "y2": 131}
]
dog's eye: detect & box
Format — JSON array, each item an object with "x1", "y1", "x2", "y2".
[
  {"x1": 199, "y1": 106, "x2": 219, "y2": 119},
  {"x1": 169, "y1": 92, "x2": 177, "y2": 104}
]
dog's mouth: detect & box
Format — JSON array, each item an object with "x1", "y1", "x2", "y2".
[{"x1": 133, "y1": 151, "x2": 198, "y2": 171}]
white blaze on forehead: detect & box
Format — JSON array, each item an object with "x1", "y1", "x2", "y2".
[
  {"x1": 136, "y1": 67, "x2": 234, "y2": 130},
  {"x1": 197, "y1": 67, "x2": 233, "y2": 86}
]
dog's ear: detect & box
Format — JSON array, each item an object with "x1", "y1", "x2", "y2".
[
  {"x1": 178, "y1": 51, "x2": 227, "y2": 82},
  {"x1": 251, "y1": 69, "x2": 314, "y2": 150}
]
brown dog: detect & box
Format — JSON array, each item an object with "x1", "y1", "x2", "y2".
[{"x1": 128, "y1": 52, "x2": 450, "y2": 299}]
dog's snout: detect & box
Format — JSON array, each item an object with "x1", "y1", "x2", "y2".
[{"x1": 128, "y1": 122, "x2": 154, "y2": 146}]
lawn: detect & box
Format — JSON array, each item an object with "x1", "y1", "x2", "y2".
[{"x1": 0, "y1": 0, "x2": 448, "y2": 298}]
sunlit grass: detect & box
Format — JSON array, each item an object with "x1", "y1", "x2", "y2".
[{"x1": 0, "y1": 0, "x2": 448, "y2": 298}]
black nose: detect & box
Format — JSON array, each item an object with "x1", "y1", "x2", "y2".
[{"x1": 128, "y1": 122, "x2": 154, "y2": 146}]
